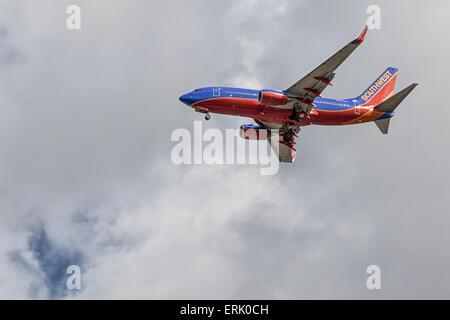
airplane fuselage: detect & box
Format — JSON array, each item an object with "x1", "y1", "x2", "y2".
[{"x1": 179, "y1": 87, "x2": 393, "y2": 127}]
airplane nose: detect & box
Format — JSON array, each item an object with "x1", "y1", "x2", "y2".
[{"x1": 179, "y1": 93, "x2": 194, "y2": 106}]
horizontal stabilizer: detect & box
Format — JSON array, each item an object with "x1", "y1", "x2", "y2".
[
  {"x1": 375, "y1": 83, "x2": 418, "y2": 112},
  {"x1": 375, "y1": 118, "x2": 390, "y2": 134}
]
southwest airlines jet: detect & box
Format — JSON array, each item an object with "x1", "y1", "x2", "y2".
[{"x1": 179, "y1": 26, "x2": 417, "y2": 162}]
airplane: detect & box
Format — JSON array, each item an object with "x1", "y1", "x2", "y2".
[{"x1": 179, "y1": 26, "x2": 417, "y2": 163}]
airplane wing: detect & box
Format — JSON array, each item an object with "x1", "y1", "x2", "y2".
[
  {"x1": 268, "y1": 130, "x2": 296, "y2": 163},
  {"x1": 255, "y1": 120, "x2": 297, "y2": 163},
  {"x1": 254, "y1": 26, "x2": 368, "y2": 163},
  {"x1": 284, "y1": 25, "x2": 368, "y2": 113}
]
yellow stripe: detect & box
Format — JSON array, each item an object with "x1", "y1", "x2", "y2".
[
  {"x1": 313, "y1": 107, "x2": 357, "y2": 113},
  {"x1": 342, "y1": 109, "x2": 384, "y2": 125}
]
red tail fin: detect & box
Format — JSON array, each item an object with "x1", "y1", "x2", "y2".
[{"x1": 353, "y1": 67, "x2": 398, "y2": 106}]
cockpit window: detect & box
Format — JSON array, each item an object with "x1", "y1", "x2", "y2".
[{"x1": 194, "y1": 89, "x2": 202, "y2": 92}]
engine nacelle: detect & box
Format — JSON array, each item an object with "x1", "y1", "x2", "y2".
[
  {"x1": 258, "y1": 89, "x2": 288, "y2": 106},
  {"x1": 240, "y1": 124, "x2": 268, "y2": 140}
]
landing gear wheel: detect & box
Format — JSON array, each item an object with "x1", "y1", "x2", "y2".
[
  {"x1": 283, "y1": 132, "x2": 293, "y2": 143},
  {"x1": 205, "y1": 113, "x2": 211, "y2": 120},
  {"x1": 289, "y1": 103, "x2": 306, "y2": 122}
]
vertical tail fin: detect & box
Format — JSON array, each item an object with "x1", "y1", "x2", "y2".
[{"x1": 350, "y1": 67, "x2": 399, "y2": 106}]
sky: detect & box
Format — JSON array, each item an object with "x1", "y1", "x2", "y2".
[{"x1": 0, "y1": 0, "x2": 449, "y2": 299}]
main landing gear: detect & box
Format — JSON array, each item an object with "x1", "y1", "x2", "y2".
[
  {"x1": 283, "y1": 131, "x2": 293, "y2": 143},
  {"x1": 282, "y1": 123, "x2": 299, "y2": 143},
  {"x1": 289, "y1": 102, "x2": 307, "y2": 122},
  {"x1": 205, "y1": 113, "x2": 211, "y2": 121}
]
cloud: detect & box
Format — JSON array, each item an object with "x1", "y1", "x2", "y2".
[
  {"x1": 0, "y1": 0, "x2": 449, "y2": 299},
  {"x1": 8, "y1": 221, "x2": 84, "y2": 299}
]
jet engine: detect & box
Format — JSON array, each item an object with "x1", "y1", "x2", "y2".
[
  {"x1": 239, "y1": 124, "x2": 268, "y2": 140},
  {"x1": 258, "y1": 89, "x2": 288, "y2": 106}
]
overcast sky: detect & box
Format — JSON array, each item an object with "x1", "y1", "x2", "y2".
[{"x1": 0, "y1": 0, "x2": 449, "y2": 299}]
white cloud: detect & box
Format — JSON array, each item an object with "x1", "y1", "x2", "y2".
[{"x1": 0, "y1": 0, "x2": 449, "y2": 299}]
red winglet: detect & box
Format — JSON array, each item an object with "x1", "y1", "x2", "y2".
[
  {"x1": 314, "y1": 77, "x2": 334, "y2": 86},
  {"x1": 352, "y1": 25, "x2": 368, "y2": 45},
  {"x1": 303, "y1": 88, "x2": 322, "y2": 97}
]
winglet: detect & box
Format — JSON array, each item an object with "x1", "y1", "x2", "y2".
[{"x1": 352, "y1": 25, "x2": 368, "y2": 45}]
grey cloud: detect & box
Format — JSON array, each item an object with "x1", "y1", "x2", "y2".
[
  {"x1": 0, "y1": 27, "x2": 25, "y2": 66},
  {"x1": 0, "y1": 0, "x2": 449, "y2": 299},
  {"x1": 26, "y1": 221, "x2": 83, "y2": 298}
]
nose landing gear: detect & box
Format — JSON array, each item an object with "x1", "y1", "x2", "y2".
[{"x1": 195, "y1": 109, "x2": 210, "y2": 120}]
